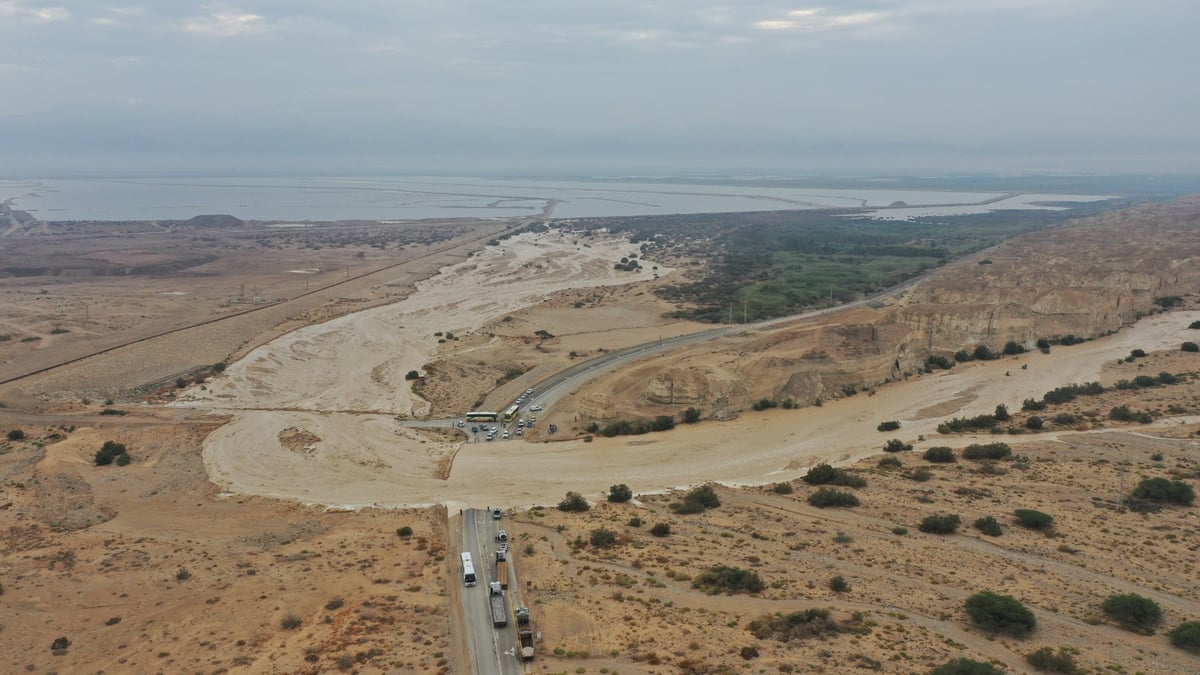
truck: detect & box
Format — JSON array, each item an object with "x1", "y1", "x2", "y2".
[
  {"x1": 495, "y1": 558, "x2": 509, "y2": 590},
  {"x1": 516, "y1": 607, "x2": 534, "y2": 660},
  {"x1": 488, "y1": 581, "x2": 508, "y2": 627}
]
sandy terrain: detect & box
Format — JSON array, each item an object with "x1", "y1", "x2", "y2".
[
  {"x1": 191, "y1": 228, "x2": 1200, "y2": 508},
  {"x1": 4, "y1": 199, "x2": 1200, "y2": 674}
]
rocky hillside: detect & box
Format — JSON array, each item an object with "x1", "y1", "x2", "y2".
[{"x1": 587, "y1": 196, "x2": 1200, "y2": 419}]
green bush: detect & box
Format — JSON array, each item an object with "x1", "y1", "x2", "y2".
[
  {"x1": 1168, "y1": 621, "x2": 1200, "y2": 650},
  {"x1": 829, "y1": 575, "x2": 849, "y2": 593},
  {"x1": 964, "y1": 591, "x2": 1036, "y2": 636},
  {"x1": 906, "y1": 467, "x2": 934, "y2": 482},
  {"x1": 693, "y1": 565, "x2": 764, "y2": 594},
  {"x1": 683, "y1": 407, "x2": 702, "y2": 424},
  {"x1": 1131, "y1": 477, "x2": 1195, "y2": 505},
  {"x1": 281, "y1": 614, "x2": 303, "y2": 630},
  {"x1": 884, "y1": 438, "x2": 913, "y2": 453},
  {"x1": 6, "y1": 429, "x2": 24, "y2": 441},
  {"x1": 558, "y1": 491, "x2": 591, "y2": 512},
  {"x1": 607, "y1": 484, "x2": 633, "y2": 503},
  {"x1": 1025, "y1": 646, "x2": 1079, "y2": 674},
  {"x1": 94, "y1": 440, "x2": 128, "y2": 467},
  {"x1": 878, "y1": 455, "x2": 902, "y2": 468},
  {"x1": 1002, "y1": 340, "x2": 1025, "y2": 355},
  {"x1": 802, "y1": 463, "x2": 867, "y2": 487},
  {"x1": 954, "y1": 350, "x2": 973, "y2": 363},
  {"x1": 772, "y1": 482, "x2": 794, "y2": 494},
  {"x1": 929, "y1": 657, "x2": 1006, "y2": 675},
  {"x1": 877, "y1": 420, "x2": 901, "y2": 431},
  {"x1": 891, "y1": 526, "x2": 908, "y2": 535},
  {"x1": 1053, "y1": 413, "x2": 1078, "y2": 426},
  {"x1": 974, "y1": 345, "x2": 996, "y2": 361},
  {"x1": 649, "y1": 523, "x2": 671, "y2": 537},
  {"x1": 1022, "y1": 398, "x2": 1046, "y2": 411},
  {"x1": 808, "y1": 488, "x2": 860, "y2": 508},
  {"x1": 396, "y1": 526, "x2": 413, "y2": 537},
  {"x1": 1013, "y1": 509, "x2": 1054, "y2": 531},
  {"x1": 1183, "y1": 341, "x2": 1200, "y2": 353},
  {"x1": 746, "y1": 608, "x2": 839, "y2": 642},
  {"x1": 963, "y1": 443, "x2": 1012, "y2": 460},
  {"x1": 1025, "y1": 416, "x2": 1044, "y2": 430},
  {"x1": 993, "y1": 404, "x2": 1010, "y2": 421},
  {"x1": 1101, "y1": 593, "x2": 1162, "y2": 634},
  {"x1": 919, "y1": 513, "x2": 961, "y2": 534},
  {"x1": 404, "y1": 370, "x2": 420, "y2": 380},
  {"x1": 628, "y1": 516, "x2": 643, "y2": 527},
  {"x1": 589, "y1": 528, "x2": 618, "y2": 548},
  {"x1": 974, "y1": 516, "x2": 1003, "y2": 537},
  {"x1": 115, "y1": 453, "x2": 131, "y2": 466},
  {"x1": 671, "y1": 484, "x2": 721, "y2": 514},
  {"x1": 924, "y1": 446, "x2": 956, "y2": 463}
]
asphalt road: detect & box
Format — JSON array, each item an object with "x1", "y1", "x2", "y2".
[{"x1": 460, "y1": 508, "x2": 527, "y2": 675}]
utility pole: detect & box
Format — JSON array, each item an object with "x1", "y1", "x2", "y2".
[{"x1": 743, "y1": 300, "x2": 747, "y2": 324}]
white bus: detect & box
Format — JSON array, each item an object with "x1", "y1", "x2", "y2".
[{"x1": 461, "y1": 551, "x2": 477, "y2": 587}]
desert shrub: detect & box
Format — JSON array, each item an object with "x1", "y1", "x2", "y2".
[
  {"x1": 683, "y1": 407, "x2": 702, "y2": 423},
  {"x1": 884, "y1": 438, "x2": 913, "y2": 452},
  {"x1": 924, "y1": 446, "x2": 956, "y2": 463},
  {"x1": 907, "y1": 467, "x2": 934, "y2": 482},
  {"x1": 1003, "y1": 340, "x2": 1025, "y2": 355},
  {"x1": 746, "y1": 608, "x2": 839, "y2": 642},
  {"x1": 558, "y1": 491, "x2": 591, "y2": 512},
  {"x1": 671, "y1": 484, "x2": 721, "y2": 514},
  {"x1": 954, "y1": 350, "x2": 973, "y2": 363},
  {"x1": 925, "y1": 354, "x2": 954, "y2": 370},
  {"x1": 937, "y1": 413, "x2": 998, "y2": 434},
  {"x1": 1191, "y1": 321, "x2": 1200, "y2": 330},
  {"x1": 1013, "y1": 509, "x2": 1054, "y2": 531},
  {"x1": 325, "y1": 597, "x2": 345, "y2": 611},
  {"x1": 628, "y1": 516, "x2": 643, "y2": 527},
  {"x1": 590, "y1": 528, "x2": 618, "y2": 548},
  {"x1": 1022, "y1": 398, "x2": 1046, "y2": 411},
  {"x1": 396, "y1": 526, "x2": 413, "y2": 537},
  {"x1": 175, "y1": 567, "x2": 191, "y2": 581},
  {"x1": 974, "y1": 516, "x2": 1003, "y2": 537},
  {"x1": 1025, "y1": 647, "x2": 1078, "y2": 674},
  {"x1": 802, "y1": 463, "x2": 867, "y2": 487},
  {"x1": 1131, "y1": 477, "x2": 1195, "y2": 505},
  {"x1": 693, "y1": 566, "x2": 764, "y2": 594},
  {"x1": 1168, "y1": 621, "x2": 1200, "y2": 650},
  {"x1": 877, "y1": 455, "x2": 902, "y2": 468},
  {"x1": 99, "y1": 408, "x2": 127, "y2": 416},
  {"x1": 6, "y1": 429, "x2": 24, "y2": 441},
  {"x1": 964, "y1": 591, "x2": 1036, "y2": 636},
  {"x1": 892, "y1": 526, "x2": 908, "y2": 535},
  {"x1": 281, "y1": 614, "x2": 303, "y2": 630},
  {"x1": 1036, "y1": 337, "x2": 1051, "y2": 351},
  {"x1": 1025, "y1": 416, "x2": 1044, "y2": 430},
  {"x1": 772, "y1": 482, "x2": 794, "y2": 494},
  {"x1": 404, "y1": 369, "x2": 420, "y2": 380},
  {"x1": 115, "y1": 453, "x2": 131, "y2": 466},
  {"x1": 973, "y1": 345, "x2": 996, "y2": 361},
  {"x1": 929, "y1": 658, "x2": 1006, "y2": 675},
  {"x1": 1101, "y1": 593, "x2": 1162, "y2": 634},
  {"x1": 607, "y1": 483, "x2": 633, "y2": 503},
  {"x1": 1183, "y1": 341, "x2": 1199, "y2": 353},
  {"x1": 651, "y1": 415, "x2": 675, "y2": 431},
  {"x1": 963, "y1": 442, "x2": 1012, "y2": 460},
  {"x1": 919, "y1": 513, "x2": 961, "y2": 534},
  {"x1": 650, "y1": 523, "x2": 671, "y2": 537},
  {"x1": 993, "y1": 404, "x2": 1010, "y2": 421},
  {"x1": 808, "y1": 488, "x2": 860, "y2": 508},
  {"x1": 1053, "y1": 413, "x2": 1078, "y2": 426},
  {"x1": 1158, "y1": 371, "x2": 1177, "y2": 384},
  {"x1": 829, "y1": 575, "x2": 849, "y2": 593},
  {"x1": 877, "y1": 420, "x2": 901, "y2": 431},
  {"x1": 94, "y1": 440, "x2": 128, "y2": 466},
  {"x1": 751, "y1": 398, "x2": 778, "y2": 411}
]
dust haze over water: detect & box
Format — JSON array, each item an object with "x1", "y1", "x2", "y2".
[{"x1": 1, "y1": 2, "x2": 1199, "y2": 177}]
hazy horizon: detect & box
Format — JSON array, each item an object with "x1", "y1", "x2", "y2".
[{"x1": 2, "y1": 1, "x2": 1198, "y2": 176}]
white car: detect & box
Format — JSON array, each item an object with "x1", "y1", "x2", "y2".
[
  {"x1": 530, "y1": 404, "x2": 543, "y2": 411},
  {"x1": 502, "y1": 431, "x2": 509, "y2": 439}
]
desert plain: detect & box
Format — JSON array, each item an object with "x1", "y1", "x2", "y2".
[{"x1": 1, "y1": 199, "x2": 1199, "y2": 674}]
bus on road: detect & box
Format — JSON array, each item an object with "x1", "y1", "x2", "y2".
[
  {"x1": 461, "y1": 552, "x2": 476, "y2": 587},
  {"x1": 465, "y1": 411, "x2": 498, "y2": 423},
  {"x1": 503, "y1": 405, "x2": 520, "y2": 423}
]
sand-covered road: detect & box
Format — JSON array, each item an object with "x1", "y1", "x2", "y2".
[{"x1": 185, "y1": 229, "x2": 1200, "y2": 510}]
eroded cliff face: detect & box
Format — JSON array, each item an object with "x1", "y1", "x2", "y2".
[{"x1": 601, "y1": 197, "x2": 1200, "y2": 419}]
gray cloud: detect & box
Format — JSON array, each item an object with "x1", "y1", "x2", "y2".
[{"x1": 0, "y1": 0, "x2": 1197, "y2": 174}]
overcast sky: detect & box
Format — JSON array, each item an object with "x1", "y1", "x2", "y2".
[{"x1": 2, "y1": 0, "x2": 1198, "y2": 176}]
